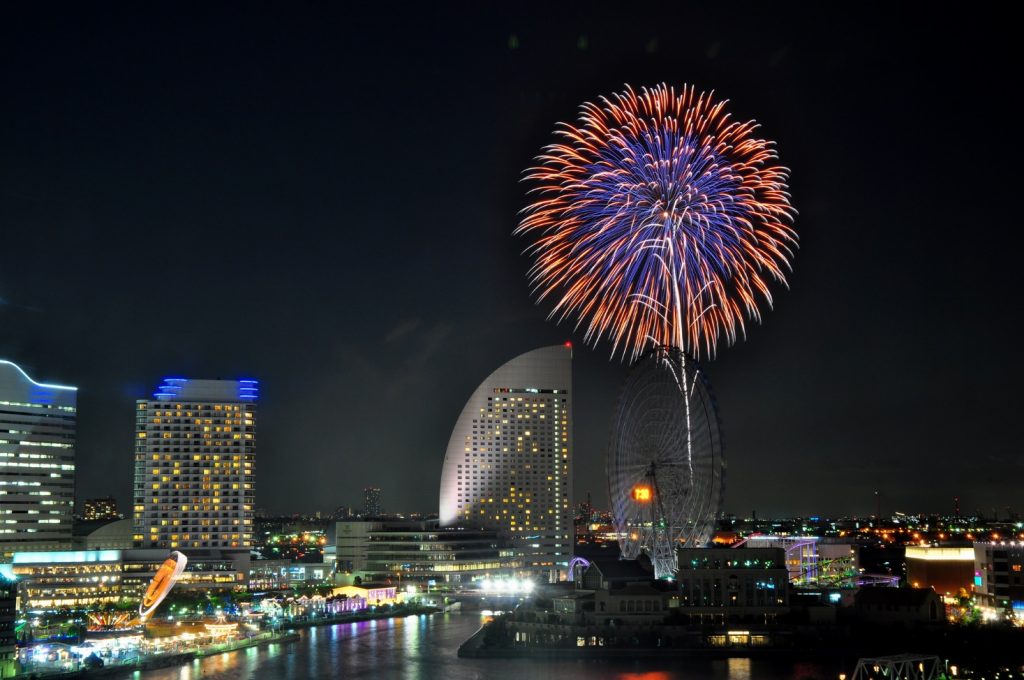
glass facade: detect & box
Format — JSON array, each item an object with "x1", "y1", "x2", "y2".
[{"x1": 0, "y1": 360, "x2": 77, "y2": 560}]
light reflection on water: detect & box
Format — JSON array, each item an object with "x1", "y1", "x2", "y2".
[{"x1": 110, "y1": 614, "x2": 837, "y2": 680}]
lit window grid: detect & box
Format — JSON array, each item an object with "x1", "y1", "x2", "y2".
[
  {"x1": 454, "y1": 393, "x2": 572, "y2": 567},
  {"x1": 132, "y1": 400, "x2": 255, "y2": 550},
  {"x1": 0, "y1": 400, "x2": 77, "y2": 552}
]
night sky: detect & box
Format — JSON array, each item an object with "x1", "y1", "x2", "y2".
[{"x1": 2, "y1": 4, "x2": 1018, "y2": 518}]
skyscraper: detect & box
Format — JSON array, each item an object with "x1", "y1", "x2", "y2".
[
  {"x1": 132, "y1": 378, "x2": 256, "y2": 551},
  {"x1": 0, "y1": 360, "x2": 77, "y2": 560},
  {"x1": 363, "y1": 487, "x2": 382, "y2": 517},
  {"x1": 439, "y1": 345, "x2": 572, "y2": 581}
]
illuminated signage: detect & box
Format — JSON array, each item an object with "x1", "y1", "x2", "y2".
[
  {"x1": 13, "y1": 550, "x2": 120, "y2": 564},
  {"x1": 632, "y1": 486, "x2": 652, "y2": 502}
]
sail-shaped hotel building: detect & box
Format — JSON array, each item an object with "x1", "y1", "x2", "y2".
[{"x1": 439, "y1": 345, "x2": 573, "y2": 582}]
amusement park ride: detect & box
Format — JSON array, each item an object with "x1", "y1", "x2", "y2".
[
  {"x1": 86, "y1": 552, "x2": 189, "y2": 632},
  {"x1": 138, "y1": 551, "x2": 188, "y2": 621},
  {"x1": 607, "y1": 348, "x2": 725, "y2": 579}
]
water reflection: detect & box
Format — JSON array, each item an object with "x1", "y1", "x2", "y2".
[
  {"x1": 109, "y1": 614, "x2": 832, "y2": 680},
  {"x1": 726, "y1": 658, "x2": 751, "y2": 680}
]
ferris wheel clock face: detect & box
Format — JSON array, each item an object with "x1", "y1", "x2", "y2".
[
  {"x1": 607, "y1": 349, "x2": 726, "y2": 579},
  {"x1": 139, "y1": 551, "x2": 188, "y2": 620}
]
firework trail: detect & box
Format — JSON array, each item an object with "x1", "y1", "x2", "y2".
[{"x1": 517, "y1": 83, "x2": 797, "y2": 361}]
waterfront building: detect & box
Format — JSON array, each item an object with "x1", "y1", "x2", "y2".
[
  {"x1": 132, "y1": 378, "x2": 256, "y2": 555},
  {"x1": 9, "y1": 548, "x2": 247, "y2": 611},
  {"x1": 247, "y1": 558, "x2": 334, "y2": 591},
  {"x1": 516, "y1": 553, "x2": 787, "y2": 650},
  {"x1": 904, "y1": 546, "x2": 974, "y2": 599},
  {"x1": 675, "y1": 547, "x2": 789, "y2": 625},
  {"x1": 577, "y1": 557, "x2": 652, "y2": 591},
  {"x1": 82, "y1": 497, "x2": 121, "y2": 521},
  {"x1": 573, "y1": 559, "x2": 678, "y2": 623},
  {"x1": 10, "y1": 549, "x2": 123, "y2": 609},
  {"x1": 248, "y1": 558, "x2": 291, "y2": 590},
  {"x1": 439, "y1": 345, "x2": 573, "y2": 581},
  {"x1": 973, "y1": 541, "x2": 1024, "y2": 617},
  {"x1": 363, "y1": 487, "x2": 382, "y2": 517},
  {"x1": 330, "y1": 584, "x2": 397, "y2": 606},
  {"x1": 592, "y1": 580, "x2": 679, "y2": 623},
  {"x1": 334, "y1": 520, "x2": 521, "y2": 585},
  {"x1": 0, "y1": 360, "x2": 77, "y2": 560}
]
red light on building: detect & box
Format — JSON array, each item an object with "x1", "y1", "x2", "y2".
[{"x1": 564, "y1": 341, "x2": 573, "y2": 349}]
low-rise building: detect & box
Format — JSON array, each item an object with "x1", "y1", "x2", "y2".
[
  {"x1": 578, "y1": 557, "x2": 652, "y2": 591},
  {"x1": 592, "y1": 581, "x2": 678, "y2": 623},
  {"x1": 10, "y1": 548, "x2": 247, "y2": 611},
  {"x1": 973, "y1": 541, "x2": 1024, "y2": 617},
  {"x1": 11, "y1": 549, "x2": 124, "y2": 609},
  {"x1": 330, "y1": 584, "x2": 397, "y2": 606},
  {"x1": 675, "y1": 547, "x2": 789, "y2": 625},
  {"x1": 248, "y1": 560, "x2": 333, "y2": 591},
  {"x1": 904, "y1": 546, "x2": 974, "y2": 598},
  {"x1": 854, "y1": 587, "x2": 943, "y2": 626},
  {"x1": 335, "y1": 520, "x2": 521, "y2": 585}
]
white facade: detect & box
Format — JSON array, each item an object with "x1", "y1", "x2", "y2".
[
  {"x1": 132, "y1": 378, "x2": 256, "y2": 551},
  {"x1": 973, "y1": 541, "x2": 1024, "y2": 612},
  {"x1": 439, "y1": 345, "x2": 572, "y2": 581},
  {"x1": 0, "y1": 360, "x2": 77, "y2": 559}
]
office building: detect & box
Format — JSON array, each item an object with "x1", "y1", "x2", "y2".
[
  {"x1": 335, "y1": 520, "x2": 521, "y2": 585},
  {"x1": 974, "y1": 541, "x2": 1024, "y2": 616},
  {"x1": 439, "y1": 345, "x2": 572, "y2": 581},
  {"x1": 363, "y1": 487, "x2": 382, "y2": 517},
  {"x1": 82, "y1": 496, "x2": 121, "y2": 521},
  {"x1": 0, "y1": 360, "x2": 77, "y2": 560},
  {"x1": 132, "y1": 378, "x2": 256, "y2": 553}
]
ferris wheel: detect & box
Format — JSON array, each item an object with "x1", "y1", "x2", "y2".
[{"x1": 607, "y1": 347, "x2": 726, "y2": 578}]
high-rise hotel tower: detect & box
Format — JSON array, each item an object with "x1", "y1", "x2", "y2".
[
  {"x1": 439, "y1": 345, "x2": 572, "y2": 581},
  {"x1": 0, "y1": 361, "x2": 77, "y2": 560},
  {"x1": 133, "y1": 378, "x2": 256, "y2": 551}
]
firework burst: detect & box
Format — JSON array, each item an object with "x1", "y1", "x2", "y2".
[{"x1": 516, "y1": 83, "x2": 797, "y2": 361}]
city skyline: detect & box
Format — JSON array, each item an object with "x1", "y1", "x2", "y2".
[
  {"x1": 3, "y1": 355, "x2": 1013, "y2": 523},
  {"x1": 1, "y1": 4, "x2": 1019, "y2": 519}
]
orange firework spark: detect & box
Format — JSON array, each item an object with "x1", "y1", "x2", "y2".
[{"x1": 516, "y1": 83, "x2": 797, "y2": 361}]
